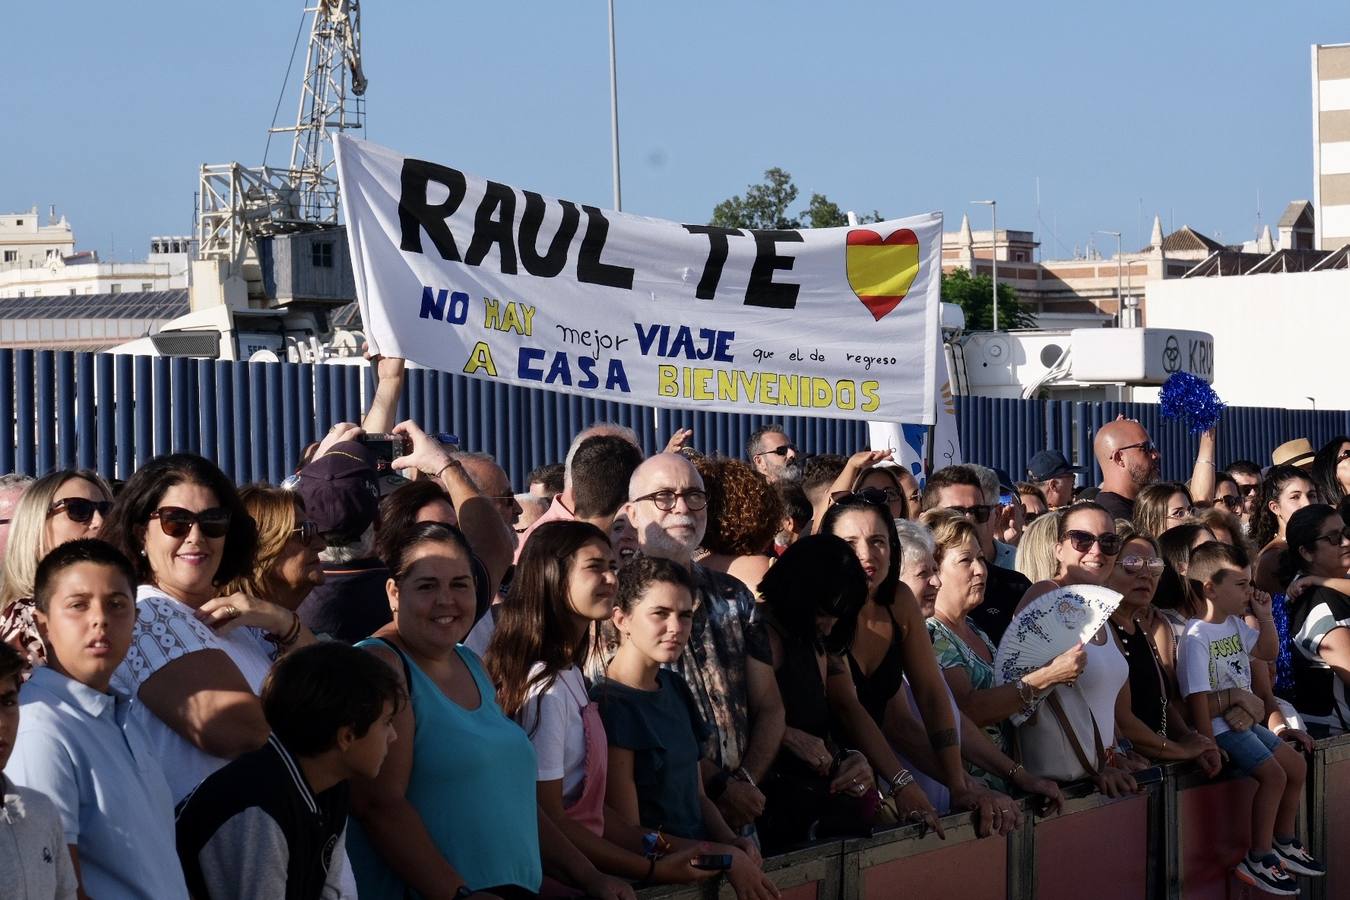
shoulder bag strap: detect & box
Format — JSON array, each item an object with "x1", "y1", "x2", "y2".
[
  {"x1": 1045, "y1": 688, "x2": 1105, "y2": 776},
  {"x1": 373, "y1": 636, "x2": 414, "y2": 696}
]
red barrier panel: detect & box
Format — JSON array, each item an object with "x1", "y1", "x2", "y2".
[
  {"x1": 1177, "y1": 776, "x2": 1258, "y2": 900},
  {"x1": 1033, "y1": 793, "x2": 1150, "y2": 900},
  {"x1": 1320, "y1": 750, "x2": 1350, "y2": 899},
  {"x1": 842, "y1": 817, "x2": 1008, "y2": 900}
]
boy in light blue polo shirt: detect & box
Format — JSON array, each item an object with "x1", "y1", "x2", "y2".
[{"x1": 6, "y1": 540, "x2": 188, "y2": 900}]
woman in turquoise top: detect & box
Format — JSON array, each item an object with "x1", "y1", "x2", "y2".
[{"x1": 347, "y1": 516, "x2": 633, "y2": 900}]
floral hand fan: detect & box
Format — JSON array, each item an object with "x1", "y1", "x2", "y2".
[{"x1": 993, "y1": 584, "x2": 1123, "y2": 687}]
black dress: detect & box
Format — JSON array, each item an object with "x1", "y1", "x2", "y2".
[
  {"x1": 848, "y1": 605, "x2": 907, "y2": 727},
  {"x1": 1112, "y1": 620, "x2": 1168, "y2": 736}
]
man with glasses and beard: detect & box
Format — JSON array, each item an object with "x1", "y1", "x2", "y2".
[
  {"x1": 615, "y1": 453, "x2": 786, "y2": 835},
  {"x1": 746, "y1": 424, "x2": 801, "y2": 485},
  {"x1": 921, "y1": 465, "x2": 1030, "y2": 645},
  {"x1": 1094, "y1": 418, "x2": 1162, "y2": 522}
]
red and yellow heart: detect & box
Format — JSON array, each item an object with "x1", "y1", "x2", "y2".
[{"x1": 846, "y1": 229, "x2": 920, "y2": 321}]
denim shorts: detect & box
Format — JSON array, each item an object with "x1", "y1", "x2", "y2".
[{"x1": 1216, "y1": 724, "x2": 1282, "y2": 775}]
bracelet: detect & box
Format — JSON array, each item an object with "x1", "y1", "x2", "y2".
[
  {"x1": 1197, "y1": 459, "x2": 1215, "y2": 466},
  {"x1": 1274, "y1": 723, "x2": 1290, "y2": 735},
  {"x1": 886, "y1": 769, "x2": 915, "y2": 797},
  {"x1": 1005, "y1": 762, "x2": 1024, "y2": 782},
  {"x1": 637, "y1": 857, "x2": 656, "y2": 887},
  {"x1": 1016, "y1": 677, "x2": 1037, "y2": 716},
  {"x1": 733, "y1": 766, "x2": 757, "y2": 789},
  {"x1": 433, "y1": 460, "x2": 459, "y2": 480},
  {"x1": 267, "y1": 610, "x2": 303, "y2": 648}
]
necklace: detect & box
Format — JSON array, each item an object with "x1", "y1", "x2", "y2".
[{"x1": 1110, "y1": 616, "x2": 1168, "y2": 736}]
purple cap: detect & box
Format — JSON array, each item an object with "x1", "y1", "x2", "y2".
[{"x1": 295, "y1": 441, "x2": 380, "y2": 542}]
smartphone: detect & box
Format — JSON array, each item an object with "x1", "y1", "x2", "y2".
[
  {"x1": 999, "y1": 490, "x2": 1016, "y2": 507},
  {"x1": 359, "y1": 433, "x2": 407, "y2": 470},
  {"x1": 692, "y1": 854, "x2": 734, "y2": 872}
]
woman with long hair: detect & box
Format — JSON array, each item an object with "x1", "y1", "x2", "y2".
[
  {"x1": 1282, "y1": 505, "x2": 1350, "y2": 734},
  {"x1": 0, "y1": 468, "x2": 113, "y2": 674},
  {"x1": 1105, "y1": 528, "x2": 1222, "y2": 775},
  {"x1": 1133, "y1": 482, "x2": 1196, "y2": 538},
  {"x1": 1252, "y1": 465, "x2": 1321, "y2": 594},
  {"x1": 223, "y1": 484, "x2": 325, "y2": 628},
  {"x1": 486, "y1": 521, "x2": 718, "y2": 892},
  {"x1": 1309, "y1": 437, "x2": 1350, "y2": 508},
  {"x1": 1013, "y1": 509, "x2": 1062, "y2": 584},
  {"x1": 348, "y1": 522, "x2": 632, "y2": 900},
  {"x1": 820, "y1": 494, "x2": 982, "y2": 831}
]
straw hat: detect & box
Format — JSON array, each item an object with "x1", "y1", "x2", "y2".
[{"x1": 1271, "y1": 438, "x2": 1315, "y2": 469}]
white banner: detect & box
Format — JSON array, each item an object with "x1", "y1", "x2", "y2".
[{"x1": 336, "y1": 137, "x2": 940, "y2": 423}]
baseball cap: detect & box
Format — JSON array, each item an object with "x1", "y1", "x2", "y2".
[
  {"x1": 295, "y1": 441, "x2": 380, "y2": 542},
  {"x1": 1026, "y1": 449, "x2": 1083, "y2": 481}
]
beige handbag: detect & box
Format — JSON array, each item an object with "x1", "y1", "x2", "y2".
[{"x1": 1014, "y1": 685, "x2": 1105, "y2": 783}]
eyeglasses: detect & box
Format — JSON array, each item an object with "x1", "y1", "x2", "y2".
[
  {"x1": 148, "y1": 506, "x2": 232, "y2": 539},
  {"x1": 1166, "y1": 505, "x2": 1198, "y2": 521},
  {"x1": 1063, "y1": 530, "x2": 1123, "y2": 555},
  {"x1": 1215, "y1": 495, "x2": 1242, "y2": 512},
  {"x1": 757, "y1": 445, "x2": 797, "y2": 458},
  {"x1": 1338, "y1": 450, "x2": 1350, "y2": 463},
  {"x1": 49, "y1": 497, "x2": 113, "y2": 524},
  {"x1": 292, "y1": 520, "x2": 320, "y2": 543},
  {"x1": 1115, "y1": 441, "x2": 1157, "y2": 457},
  {"x1": 632, "y1": 489, "x2": 708, "y2": 512},
  {"x1": 1309, "y1": 526, "x2": 1350, "y2": 548},
  {"x1": 944, "y1": 503, "x2": 993, "y2": 524},
  {"x1": 1119, "y1": 555, "x2": 1165, "y2": 575}
]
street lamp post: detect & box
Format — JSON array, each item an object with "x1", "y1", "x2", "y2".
[
  {"x1": 1096, "y1": 230, "x2": 1122, "y2": 327},
  {"x1": 607, "y1": 0, "x2": 622, "y2": 211},
  {"x1": 971, "y1": 200, "x2": 997, "y2": 330}
]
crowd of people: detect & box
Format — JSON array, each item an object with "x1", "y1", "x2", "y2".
[{"x1": 0, "y1": 356, "x2": 1346, "y2": 898}]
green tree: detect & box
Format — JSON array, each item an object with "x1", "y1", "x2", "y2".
[
  {"x1": 711, "y1": 168, "x2": 882, "y2": 230},
  {"x1": 941, "y1": 268, "x2": 1037, "y2": 331}
]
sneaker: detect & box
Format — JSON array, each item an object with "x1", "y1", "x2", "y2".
[
  {"x1": 1235, "y1": 854, "x2": 1300, "y2": 896},
  {"x1": 1275, "y1": 839, "x2": 1326, "y2": 877}
]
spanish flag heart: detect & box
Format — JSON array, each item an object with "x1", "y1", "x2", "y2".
[{"x1": 846, "y1": 228, "x2": 920, "y2": 321}]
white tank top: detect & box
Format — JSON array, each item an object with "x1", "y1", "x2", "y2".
[{"x1": 1078, "y1": 628, "x2": 1129, "y2": 749}]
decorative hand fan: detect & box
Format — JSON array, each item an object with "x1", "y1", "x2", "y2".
[{"x1": 993, "y1": 584, "x2": 1123, "y2": 687}]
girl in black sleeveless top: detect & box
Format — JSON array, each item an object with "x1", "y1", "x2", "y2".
[{"x1": 757, "y1": 535, "x2": 939, "y2": 851}]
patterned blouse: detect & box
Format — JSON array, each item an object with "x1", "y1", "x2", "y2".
[
  {"x1": 0, "y1": 598, "x2": 45, "y2": 678},
  {"x1": 927, "y1": 615, "x2": 1009, "y2": 783}
]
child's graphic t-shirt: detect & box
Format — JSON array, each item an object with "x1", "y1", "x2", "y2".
[{"x1": 1178, "y1": 615, "x2": 1259, "y2": 735}]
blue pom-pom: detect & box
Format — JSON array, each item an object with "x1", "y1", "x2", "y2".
[{"x1": 1159, "y1": 371, "x2": 1225, "y2": 434}]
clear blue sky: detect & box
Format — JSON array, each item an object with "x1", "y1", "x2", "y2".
[{"x1": 3, "y1": 2, "x2": 1346, "y2": 262}]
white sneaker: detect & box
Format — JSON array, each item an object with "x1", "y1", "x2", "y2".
[
  {"x1": 1274, "y1": 839, "x2": 1325, "y2": 878},
  {"x1": 1235, "y1": 853, "x2": 1299, "y2": 896}
]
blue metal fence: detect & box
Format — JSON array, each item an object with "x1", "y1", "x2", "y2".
[{"x1": 1, "y1": 349, "x2": 1346, "y2": 488}]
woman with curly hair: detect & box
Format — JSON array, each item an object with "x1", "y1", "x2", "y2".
[{"x1": 691, "y1": 455, "x2": 783, "y2": 595}]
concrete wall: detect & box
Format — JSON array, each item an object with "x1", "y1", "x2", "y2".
[{"x1": 1145, "y1": 268, "x2": 1350, "y2": 409}]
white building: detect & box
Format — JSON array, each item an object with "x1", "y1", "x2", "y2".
[
  {"x1": 0, "y1": 206, "x2": 194, "y2": 298},
  {"x1": 0, "y1": 207, "x2": 74, "y2": 269},
  {"x1": 1314, "y1": 43, "x2": 1350, "y2": 250}
]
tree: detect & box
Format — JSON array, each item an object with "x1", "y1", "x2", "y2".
[
  {"x1": 941, "y1": 268, "x2": 1037, "y2": 331},
  {"x1": 710, "y1": 168, "x2": 882, "y2": 230}
]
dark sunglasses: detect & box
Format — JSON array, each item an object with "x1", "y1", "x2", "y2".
[
  {"x1": 149, "y1": 506, "x2": 232, "y2": 539},
  {"x1": 1118, "y1": 555, "x2": 1165, "y2": 575},
  {"x1": 1237, "y1": 483, "x2": 1260, "y2": 497},
  {"x1": 945, "y1": 503, "x2": 993, "y2": 524},
  {"x1": 832, "y1": 486, "x2": 902, "y2": 505},
  {"x1": 1064, "y1": 529, "x2": 1122, "y2": 555},
  {"x1": 1310, "y1": 526, "x2": 1350, "y2": 548},
  {"x1": 292, "y1": 520, "x2": 320, "y2": 543},
  {"x1": 1024, "y1": 510, "x2": 1043, "y2": 523},
  {"x1": 49, "y1": 497, "x2": 113, "y2": 524},
  {"x1": 1215, "y1": 495, "x2": 1242, "y2": 512},
  {"x1": 1114, "y1": 441, "x2": 1157, "y2": 457},
  {"x1": 758, "y1": 445, "x2": 797, "y2": 458}
]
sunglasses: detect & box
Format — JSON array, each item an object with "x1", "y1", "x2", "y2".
[
  {"x1": 945, "y1": 503, "x2": 993, "y2": 524},
  {"x1": 1339, "y1": 450, "x2": 1350, "y2": 463},
  {"x1": 1114, "y1": 441, "x2": 1158, "y2": 457},
  {"x1": 1063, "y1": 529, "x2": 1122, "y2": 555},
  {"x1": 1310, "y1": 526, "x2": 1350, "y2": 548},
  {"x1": 1215, "y1": 495, "x2": 1242, "y2": 512},
  {"x1": 1119, "y1": 555, "x2": 1165, "y2": 575},
  {"x1": 832, "y1": 487, "x2": 902, "y2": 504},
  {"x1": 1237, "y1": 483, "x2": 1260, "y2": 497},
  {"x1": 292, "y1": 520, "x2": 320, "y2": 543},
  {"x1": 49, "y1": 497, "x2": 113, "y2": 524},
  {"x1": 632, "y1": 489, "x2": 709, "y2": 512},
  {"x1": 149, "y1": 506, "x2": 232, "y2": 539},
  {"x1": 1024, "y1": 510, "x2": 1043, "y2": 523},
  {"x1": 758, "y1": 445, "x2": 797, "y2": 458}
]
